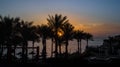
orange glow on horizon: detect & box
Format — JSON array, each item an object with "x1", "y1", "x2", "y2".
[
  {"x1": 30, "y1": 13, "x2": 120, "y2": 38},
  {"x1": 32, "y1": 17, "x2": 104, "y2": 37}
]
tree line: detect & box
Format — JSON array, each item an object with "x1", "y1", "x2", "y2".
[{"x1": 0, "y1": 14, "x2": 93, "y2": 62}]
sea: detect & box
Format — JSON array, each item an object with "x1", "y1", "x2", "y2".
[
  {"x1": 27, "y1": 38, "x2": 103, "y2": 58},
  {"x1": 2, "y1": 38, "x2": 103, "y2": 59}
]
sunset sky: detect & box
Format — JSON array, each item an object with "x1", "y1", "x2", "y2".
[{"x1": 0, "y1": 0, "x2": 120, "y2": 38}]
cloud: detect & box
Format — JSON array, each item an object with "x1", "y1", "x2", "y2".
[{"x1": 75, "y1": 23, "x2": 120, "y2": 38}]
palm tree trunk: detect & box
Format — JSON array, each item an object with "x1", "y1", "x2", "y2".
[
  {"x1": 65, "y1": 40, "x2": 68, "y2": 57},
  {"x1": 25, "y1": 41, "x2": 28, "y2": 61},
  {"x1": 42, "y1": 38, "x2": 46, "y2": 60},
  {"x1": 59, "y1": 44, "x2": 61, "y2": 54},
  {"x1": 36, "y1": 46, "x2": 39, "y2": 61},
  {"x1": 55, "y1": 38, "x2": 58, "y2": 58},
  {"x1": 32, "y1": 41, "x2": 34, "y2": 59},
  {"x1": 80, "y1": 39, "x2": 82, "y2": 54},
  {"x1": 55, "y1": 29, "x2": 58, "y2": 58},
  {"x1": 86, "y1": 39, "x2": 88, "y2": 51},
  {"x1": 14, "y1": 45, "x2": 16, "y2": 59},
  {"x1": 7, "y1": 45, "x2": 12, "y2": 63},
  {"x1": 77, "y1": 40, "x2": 79, "y2": 53},
  {"x1": 22, "y1": 41, "x2": 28, "y2": 62},
  {"x1": 0, "y1": 44, "x2": 3, "y2": 60},
  {"x1": 22, "y1": 43, "x2": 25, "y2": 62},
  {"x1": 51, "y1": 38, "x2": 53, "y2": 57}
]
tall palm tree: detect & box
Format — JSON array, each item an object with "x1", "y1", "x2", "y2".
[
  {"x1": 58, "y1": 35, "x2": 64, "y2": 55},
  {"x1": 37, "y1": 24, "x2": 50, "y2": 60},
  {"x1": 1, "y1": 16, "x2": 13, "y2": 62},
  {"x1": 47, "y1": 14, "x2": 68, "y2": 57},
  {"x1": 0, "y1": 15, "x2": 22, "y2": 62},
  {"x1": 0, "y1": 15, "x2": 5, "y2": 60},
  {"x1": 11, "y1": 17, "x2": 23, "y2": 59},
  {"x1": 0, "y1": 17, "x2": 5, "y2": 60},
  {"x1": 48, "y1": 28, "x2": 54, "y2": 58},
  {"x1": 84, "y1": 33, "x2": 93, "y2": 51},
  {"x1": 51, "y1": 38, "x2": 54, "y2": 57},
  {"x1": 20, "y1": 21, "x2": 35, "y2": 62},
  {"x1": 29, "y1": 26, "x2": 39, "y2": 59},
  {"x1": 62, "y1": 22, "x2": 74, "y2": 56},
  {"x1": 74, "y1": 30, "x2": 84, "y2": 54}
]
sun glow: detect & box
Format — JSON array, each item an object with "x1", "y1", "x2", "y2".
[
  {"x1": 57, "y1": 29, "x2": 64, "y2": 37},
  {"x1": 58, "y1": 32, "x2": 63, "y2": 37}
]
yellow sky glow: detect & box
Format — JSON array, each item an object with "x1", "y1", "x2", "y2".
[{"x1": 30, "y1": 13, "x2": 120, "y2": 38}]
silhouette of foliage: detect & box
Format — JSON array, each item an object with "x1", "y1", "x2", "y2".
[
  {"x1": 74, "y1": 30, "x2": 84, "y2": 54},
  {"x1": 0, "y1": 14, "x2": 103, "y2": 65},
  {"x1": 47, "y1": 14, "x2": 69, "y2": 58}
]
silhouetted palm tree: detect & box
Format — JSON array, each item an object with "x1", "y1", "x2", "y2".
[
  {"x1": 37, "y1": 24, "x2": 50, "y2": 60},
  {"x1": 58, "y1": 38, "x2": 62, "y2": 55},
  {"x1": 29, "y1": 26, "x2": 39, "y2": 59},
  {"x1": 0, "y1": 15, "x2": 4, "y2": 59},
  {"x1": 1, "y1": 16, "x2": 13, "y2": 62},
  {"x1": 47, "y1": 14, "x2": 68, "y2": 57},
  {"x1": 84, "y1": 33, "x2": 93, "y2": 51},
  {"x1": 11, "y1": 17, "x2": 22, "y2": 59},
  {"x1": 20, "y1": 21, "x2": 35, "y2": 62},
  {"x1": 62, "y1": 22, "x2": 74, "y2": 57},
  {"x1": 51, "y1": 38, "x2": 54, "y2": 57},
  {"x1": 48, "y1": 28, "x2": 54, "y2": 57},
  {"x1": 74, "y1": 30, "x2": 84, "y2": 54},
  {"x1": 0, "y1": 15, "x2": 22, "y2": 62},
  {"x1": 0, "y1": 15, "x2": 5, "y2": 60},
  {"x1": 58, "y1": 35, "x2": 64, "y2": 55}
]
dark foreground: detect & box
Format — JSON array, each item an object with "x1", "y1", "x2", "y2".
[{"x1": 1, "y1": 57, "x2": 120, "y2": 67}]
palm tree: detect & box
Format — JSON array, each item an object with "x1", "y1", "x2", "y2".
[
  {"x1": 62, "y1": 22, "x2": 74, "y2": 56},
  {"x1": 11, "y1": 17, "x2": 23, "y2": 59},
  {"x1": 0, "y1": 15, "x2": 5, "y2": 60},
  {"x1": 74, "y1": 30, "x2": 84, "y2": 54},
  {"x1": 51, "y1": 38, "x2": 54, "y2": 57},
  {"x1": 84, "y1": 33, "x2": 93, "y2": 51},
  {"x1": 58, "y1": 35, "x2": 64, "y2": 55},
  {"x1": 37, "y1": 24, "x2": 50, "y2": 60},
  {"x1": 1, "y1": 16, "x2": 13, "y2": 62},
  {"x1": 48, "y1": 28, "x2": 54, "y2": 58},
  {"x1": 58, "y1": 38, "x2": 62, "y2": 55},
  {"x1": 20, "y1": 21, "x2": 35, "y2": 62},
  {"x1": 29, "y1": 26, "x2": 39, "y2": 59},
  {"x1": 0, "y1": 17, "x2": 5, "y2": 60},
  {"x1": 0, "y1": 15, "x2": 22, "y2": 62},
  {"x1": 47, "y1": 14, "x2": 68, "y2": 57}
]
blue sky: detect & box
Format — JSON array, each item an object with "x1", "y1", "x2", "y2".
[{"x1": 0, "y1": 0, "x2": 120, "y2": 38}]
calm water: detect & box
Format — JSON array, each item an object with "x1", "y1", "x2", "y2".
[
  {"x1": 28, "y1": 38, "x2": 103, "y2": 58},
  {"x1": 3, "y1": 38, "x2": 103, "y2": 58}
]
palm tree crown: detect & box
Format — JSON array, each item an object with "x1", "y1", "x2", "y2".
[{"x1": 47, "y1": 14, "x2": 69, "y2": 57}]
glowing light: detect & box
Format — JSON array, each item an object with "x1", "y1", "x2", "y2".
[
  {"x1": 58, "y1": 31, "x2": 63, "y2": 37},
  {"x1": 57, "y1": 29, "x2": 64, "y2": 37},
  {"x1": 58, "y1": 32, "x2": 62, "y2": 36}
]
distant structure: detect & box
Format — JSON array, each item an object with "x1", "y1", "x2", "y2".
[{"x1": 99, "y1": 35, "x2": 120, "y2": 57}]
